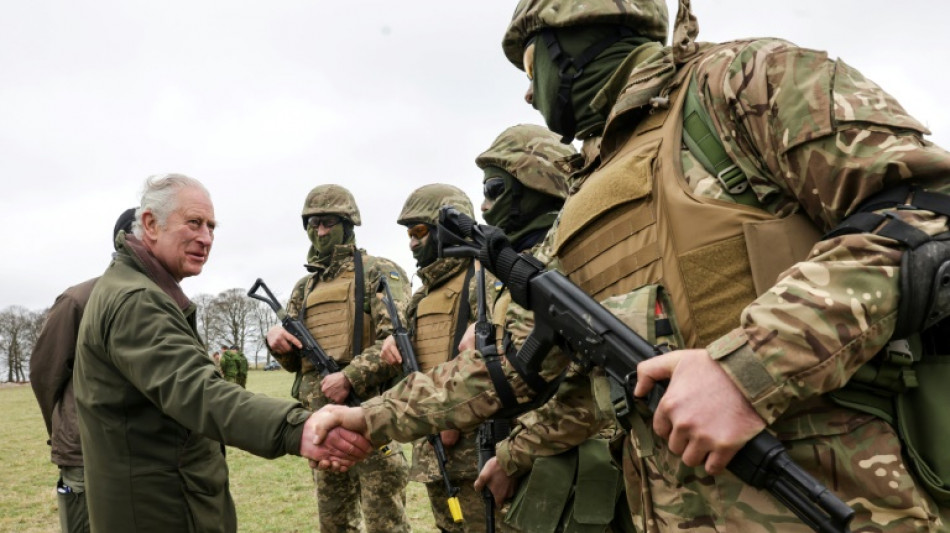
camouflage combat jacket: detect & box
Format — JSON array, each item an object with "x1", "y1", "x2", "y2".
[
  {"x1": 273, "y1": 243, "x2": 409, "y2": 408},
  {"x1": 407, "y1": 257, "x2": 489, "y2": 482}
]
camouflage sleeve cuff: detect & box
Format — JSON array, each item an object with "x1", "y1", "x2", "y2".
[
  {"x1": 494, "y1": 435, "x2": 534, "y2": 478},
  {"x1": 342, "y1": 362, "x2": 367, "y2": 397},
  {"x1": 706, "y1": 328, "x2": 782, "y2": 424},
  {"x1": 361, "y1": 396, "x2": 400, "y2": 447},
  {"x1": 282, "y1": 407, "x2": 311, "y2": 456}
]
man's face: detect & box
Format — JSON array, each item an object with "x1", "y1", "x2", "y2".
[
  {"x1": 406, "y1": 222, "x2": 430, "y2": 253},
  {"x1": 143, "y1": 186, "x2": 216, "y2": 282}
]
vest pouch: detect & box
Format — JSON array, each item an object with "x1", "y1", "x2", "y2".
[
  {"x1": 895, "y1": 349, "x2": 950, "y2": 505},
  {"x1": 505, "y1": 448, "x2": 576, "y2": 532},
  {"x1": 564, "y1": 439, "x2": 623, "y2": 533},
  {"x1": 505, "y1": 440, "x2": 622, "y2": 533}
]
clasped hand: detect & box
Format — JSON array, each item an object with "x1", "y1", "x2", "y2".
[{"x1": 301, "y1": 404, "x2": 372, "y2": 472}]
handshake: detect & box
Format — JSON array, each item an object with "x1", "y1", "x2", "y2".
[{"x1": 299, "y1": 404, "x2": 371, "y2": 471}]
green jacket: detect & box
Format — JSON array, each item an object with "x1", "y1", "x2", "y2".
[
  {"x1": 75, "y1": 234, "x2": 310, "y2": 533},
  {"x1": 219, "y1": 350, "x2": 243, "y2": 383}
]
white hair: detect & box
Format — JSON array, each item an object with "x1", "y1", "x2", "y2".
[{"x1": 132, "y1": 174, "x2": 210, "y2": 238}]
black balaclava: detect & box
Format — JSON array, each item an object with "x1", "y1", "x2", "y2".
[
  {"x1": 483, "y1": 168, "x2": 564, "y2": 251},
  {"x1": 531, "y1": 24, "x2": 651, "y2": 142}
]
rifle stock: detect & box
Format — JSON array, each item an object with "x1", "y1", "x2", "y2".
[
  {"x1": 436, "y1": 208, "x2": 855, "y2": 533},
  {"x1": 376, "y1": 277, "x2": 463, "y2": 523},
  {"x1": 247, "y1": 278, "x2": 361, "y2": 407}
]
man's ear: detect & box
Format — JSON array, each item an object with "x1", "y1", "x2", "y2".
[{"x1": 142, "y1": 210, "x2": 160, "y2": 240}]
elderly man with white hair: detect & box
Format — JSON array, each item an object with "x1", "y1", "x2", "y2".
[{"x1": 74, "y1": 174, "x2": 371, "y2": 533}]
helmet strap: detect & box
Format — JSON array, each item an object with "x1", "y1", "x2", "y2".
[{"x1": 540, "y1": 26, "x2": 633, "y2": 143}]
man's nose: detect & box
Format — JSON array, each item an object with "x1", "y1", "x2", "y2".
[
  {"x1": 524, "y1": 83, "x2": 534, "y2": 106},
  {"x1": 196, "y1": 225, "x2": 214, "y2": 245}
]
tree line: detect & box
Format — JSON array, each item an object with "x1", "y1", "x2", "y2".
[{"x1": 0, "y1": 288, "x2": 279, "y2": 383}]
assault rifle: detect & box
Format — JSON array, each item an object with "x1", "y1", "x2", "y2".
[
  {"x1": 436, "y1": 208, "x2": 855, "y2": 533},
  {"x1": 247, "y1": 278, "x2": 361, "y2": 407},
  {"x1": 376, "y1": 277, "x2": 463, "y2": 524},
  {"x1": 472, "y1": 264, "x2": 510, "y2": 533}
]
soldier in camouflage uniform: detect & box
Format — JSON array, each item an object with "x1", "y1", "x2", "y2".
[
  {"x1": 219, "y1": 344, "x2": 240, "y2": 385},
  {"x1": 468, "y1": 124, "x2": 626, "y2": 533},
  {"x1": 267, "y1": 184, "x2": 411, "y2": 533},
  {"x1": 379, "y1": 183, "x2": 496, "y2": 533},
  {"x1": 312, "y1": 1, "x2": 950, "y2": 531},
  {"x1": 232, "y1": 345, "x2": 249, "y2": 388}
]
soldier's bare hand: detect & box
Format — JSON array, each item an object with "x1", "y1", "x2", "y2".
[
  {"x1": 457, "y1": 323, "x2": 476, "y2": 352},
  {"x1": 439, "y1": 429, "x2": 460, "y2": 447},
  {"x1": 306, "y1": 404, "x2": 371, "y2": 471},
  {"x1": 300, "y1": 415, "x2": 371, "y2": 472},
  {"x1": 320, "y1": 372, "x2": 352, "y2": 404},
  {"x1": 474, "y1": 457, "x2": 517, "y2": 507},
  {"x1": 380, "y1": 335, "x2": 403, "y2": 366},
  {"x1": 634, "y1": 348, "x2": 765, "y2": 476},
  {"x1": 266, "y1": 325, "x2": 302, "y2": 354}
]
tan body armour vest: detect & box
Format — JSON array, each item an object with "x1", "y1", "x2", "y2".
[
  {"x1": 302, "y1": 269, "x2": 371, "y2": 372},
  {"x1": 554, "y1": 62, "x2": 821, "y2": 348},
  {"x1": 413, "y1": 265, "x2": 470, "y2": 372}
]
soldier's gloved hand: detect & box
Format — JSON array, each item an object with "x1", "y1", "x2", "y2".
[
  {"x1": 380, "y1": 335, "x2": 403, "y2": 366},
  {"x1": 474, "y1": 456, "x2": 517, "y2": 507},
  {"x1": 439, "y1": 429, "x2": 460, "y2": 447},
  {"x1": 266, "y1": 325, "x2": 302, "y2": 354},
  {"x1": 301, "y1": 413, "x2": 371, "y2": 472}
]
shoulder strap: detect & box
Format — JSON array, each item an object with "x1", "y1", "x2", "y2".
[
  {"x1": 681, "y1": 74, "x2": 760, "y2": 207},
  {"x1": 450, "y1": 262, "x2": 476, "y2": 360},
  {"x1": 353, "y1": 249, "x2": 364, "y2": 358}
]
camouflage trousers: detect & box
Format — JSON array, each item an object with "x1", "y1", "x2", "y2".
[
  {"x1": 622, "y1": 414, "x2": 945, "y2": 532},
  {"x1": 314, "y1": 443, "x2": 410, "y2": 533}
]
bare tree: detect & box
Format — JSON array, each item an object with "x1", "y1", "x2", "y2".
[
  {"x1": 0, "y1": 306, "x2": 44, "y2": 383},
  {"x1": 192, "y1": 293, "x2": 221, "y2": 352},
  {"x1": 248, "y1": 299, "x2": 278, "y2": 366},
  {"x1": 211, "y1": 289, "x2": 265, "y2": 367}
]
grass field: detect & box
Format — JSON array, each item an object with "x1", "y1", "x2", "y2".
[{"x1": 0, "y1": 370, "x2": 439, "y2": 533}]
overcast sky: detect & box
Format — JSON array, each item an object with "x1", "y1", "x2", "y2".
[{"x1": 2, "y1": 0, "x2": 948, "y2": 312}]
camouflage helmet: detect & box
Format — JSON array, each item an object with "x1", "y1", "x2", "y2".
[
  {"x1": 502, "y1": 0, "x2": 670, "y2": 69},
  {"x1": 475, "y1": 124, "x2": 574, "y2": 199},
  {"x1": 301, "y1": 184, "x2": 361, "y2": 228},
  {"x1": 397, "y1": 183, "x2": 474, "y2": 226}
]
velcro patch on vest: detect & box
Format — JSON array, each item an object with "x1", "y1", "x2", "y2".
[{"x1": 555, "y1": 139, "x2": 660, "y2": 256}]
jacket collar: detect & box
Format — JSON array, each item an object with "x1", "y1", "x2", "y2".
[
  {"x1": 417, "y1": 257, "x2": 469, "y2": 292},
  {"x1": 120, "y1": 234, "x2": 192, "y2": 311}
]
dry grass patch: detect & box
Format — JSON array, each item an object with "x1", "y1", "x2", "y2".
[{"x1": 1, "y1": 370, "x2": 439, "y2": 532}]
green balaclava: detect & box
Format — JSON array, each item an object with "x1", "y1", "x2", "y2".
[
  {"x1": 531, "y1": 24, "x2": 651, "y2": 142},
  {"x1": 483, "y1": 166, "x2": 564, "y2": 249},
  {"x1": 409, "y1": 225, "x2": 439, "y2": 268},
  {"x1": 306, "y1": 222, "x2": 353, "y2": 266}
]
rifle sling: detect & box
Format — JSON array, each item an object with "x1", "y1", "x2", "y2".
[
  {"x1": 353, "y1": 249, "x2": 364, "y2": 359},
  {"x1": 450, "y1": 262, "x2": 476, "y2": 359}
]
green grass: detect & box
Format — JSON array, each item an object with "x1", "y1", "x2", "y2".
[{"x1": 1, "y1": 371, "x2": 438, "y2": 532}]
